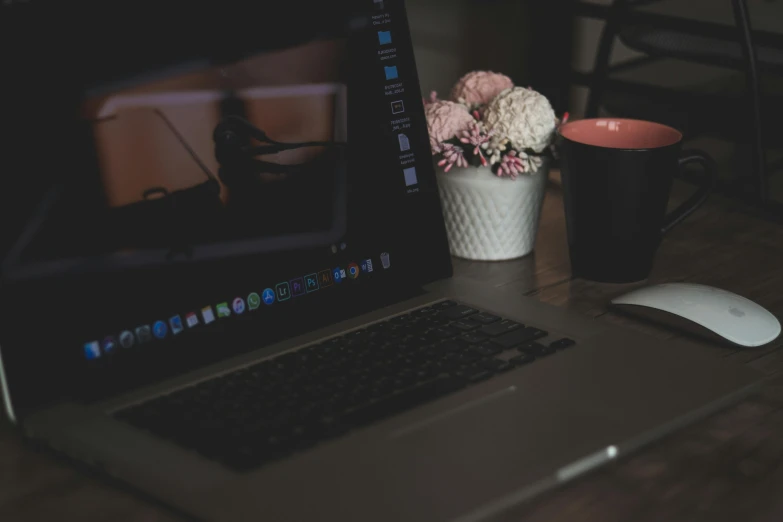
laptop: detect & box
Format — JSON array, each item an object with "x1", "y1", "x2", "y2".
[{"x1": 0, "y1": 1, "x2": 763, "y2": 521}]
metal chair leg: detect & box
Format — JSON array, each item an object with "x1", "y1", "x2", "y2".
[
  {"x1": 732, "y1": 0, "x2": 768, "y2": 205},
  {"x1": 585, "y1": 2, "x2": 625, "y2": 117},
  {"x1": 585, "y1": 12, "x2": 616, "y2": 118}
]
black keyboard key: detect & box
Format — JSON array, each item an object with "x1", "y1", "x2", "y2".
[
  {"x1": 433, "y1": 338, "x2": 471, "y2": 355},
  {"x1": 293, "y1": 351, "x2": 320, "y2": 369},
  {"x1": 323, "y1": 336, "x2": 347, "y2": 347},
  {"x1": 370, "y1": 380, "x2": 395, "y2": 398},
  {"x1": 519, "y1": 342, "x2": 555, "y2": 357},
  {"x1": 491, "y1": 327, "x2": 548, "y2": 349},
  {"x1": 509, "y1": 354, "x2": 536, "y2": 366},
  {"x1": 392, "y1": 372, "x2": 418, "y2": 390},
  {"x1": 395, "y1": 321, "x2": 430, "y2": 337},
  {"x1": 476, "y1": 342, "x2": 503, "y2": 357},
  {"x1": 415, "y1": 365, "x2": 439, "y2": 381},
  {"x1": 442, "y1": 350, "x2": 482, "y2": 369},
  {"x1": 411, "y1": 307, "x2": 438, "y2": 317},
  {"x1": 452, "y1": 319, "x2": 481, "y2": 332},
  {"x1": 550, "y1": 338, "x2": 576, "y2": 350},
  {"x1": 460, "y1": 332, "x2": 489, "y2": 344},
  {"x1": 478, "y1": 319, "x2": 523, "y2": 337},
  {"x1": 455, "y1": 348, "x2": 485, "y2": 364},
  {"x1": 419, "y1": 315, "x2": 451, "y2": 327},
  {"x1": 340, "y1": 377, "x2": 466, "y2": 427},
  {"x1": 481, "y1": 358, "x2": 512, "y2": 373},
  {"x1": 470, "y1": 312, "x2": 501, "y2": 325},
  {"x1": 430, "y1": 326, "x2": 461, "y2": 339},
  {"x1": 406, "y1": 333, "x2": 441, "y2": 347},
  {"x1": 441, "y1": 305, "x2": 478, "y2": 320},
  {"x1": 346, "y1": 329, "x2": 372, "y2": 341}
]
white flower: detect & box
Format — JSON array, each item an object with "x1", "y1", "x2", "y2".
[
  {"x1": 484, "y1": 87, "x2": 556, "y2": 153},
  {"x1": 528, "y1": 154, "x2": 543, "y2": 171}
]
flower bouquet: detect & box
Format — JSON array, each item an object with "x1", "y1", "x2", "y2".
[{"x1": 426, "y1": 71, "x2": 565, "y2": 261}]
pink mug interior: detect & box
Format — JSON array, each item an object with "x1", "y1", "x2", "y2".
[{"x1": 560, "y1": 118, "x2": 682, "y2": 149}]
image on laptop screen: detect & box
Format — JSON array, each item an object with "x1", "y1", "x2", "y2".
[{"x1": 14, "y1": 40, "x2": 351, "y2": 269}]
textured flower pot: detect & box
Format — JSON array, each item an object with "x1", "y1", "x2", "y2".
[{"x1": 436, "y1": 158, "x2": 549, "y2": 261}]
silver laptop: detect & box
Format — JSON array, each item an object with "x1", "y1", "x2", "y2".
[{"x1": 0, "y1": 2, "x2": 762, "y2": 521}]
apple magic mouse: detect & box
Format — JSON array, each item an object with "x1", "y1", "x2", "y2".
[{"x1": 611, "y1": 283, "x2": 781, "y2": 347}]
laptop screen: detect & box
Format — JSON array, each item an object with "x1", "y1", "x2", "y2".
[{"x1": 0, "y1": 0, "x2": 451, "y2": 417}]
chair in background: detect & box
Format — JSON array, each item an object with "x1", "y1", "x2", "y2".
[{"x1": 576, "y1": 0, "x2": 783, "y2": 215}]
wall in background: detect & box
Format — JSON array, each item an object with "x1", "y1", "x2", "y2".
[
  {"x1": 407, "y1": 0, "x2": 573, "y2": 113},
  {"x1": 407, "y1": 0, "x2": 471, "y2": 97}
]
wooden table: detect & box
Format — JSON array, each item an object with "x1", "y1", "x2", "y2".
[{"x1": 4, "y1": 178, "x2": 783, "y2": 522}]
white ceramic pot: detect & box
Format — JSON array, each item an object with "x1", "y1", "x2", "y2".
[{"x1": 436, "y1": 158, "x2": 549, "y2": 261}]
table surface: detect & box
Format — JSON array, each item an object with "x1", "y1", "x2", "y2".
[{"x1": 4, "y1": 177, "x2": 783, "y2": 522}]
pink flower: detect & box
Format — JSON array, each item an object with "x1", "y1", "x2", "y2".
[
  {"x1": 425, "y1": 101, "x2": 476, "y2": 154},
  {"x1": 458, "y1": 122, "x2": 493, "y2": 166},
  {"x1": 496, "y1": 150, "x2": 527, "y2": 179},
  {"x1": 451, "y1": 71, "x2": 514, "y2": 107},
  {"x1": 437, "y1": 143, "x2": 469, "y2": 172}
]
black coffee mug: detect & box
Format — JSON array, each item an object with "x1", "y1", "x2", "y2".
[{"x1": 559, "y1": 118, "x2": 716, "y2": 283}]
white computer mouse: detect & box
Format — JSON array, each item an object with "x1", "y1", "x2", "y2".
[{"x1": 611, "y1": 283, "x2": 781, "y2": 347}]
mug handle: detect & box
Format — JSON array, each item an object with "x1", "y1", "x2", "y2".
[{"x1": 661, "y1": 149, "x2": 717, "y2": 234}]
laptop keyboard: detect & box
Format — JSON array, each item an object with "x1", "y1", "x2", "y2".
[{"x1": 115, "y1": 300, "x2": 575, "y2": 472}]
